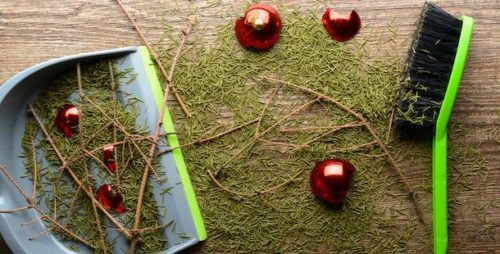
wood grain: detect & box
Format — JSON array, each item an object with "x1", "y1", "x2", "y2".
[{"x1": 1, "y1": 0, "x2": 499, "y2": 253}]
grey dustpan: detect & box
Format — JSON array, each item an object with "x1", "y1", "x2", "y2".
[{"x1": 0, "y1": 46, "x2": 206, "y2": 253}]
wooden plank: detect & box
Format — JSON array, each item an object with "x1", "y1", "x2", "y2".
[{"x1": 0, "y1": 0, "x2": 498, "y2": 253}]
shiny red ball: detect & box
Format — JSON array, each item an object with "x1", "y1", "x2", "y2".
[
  {"x1": 103, "y1": 145, "x2": 117, "y2": 173},
  {"x1": 54, "y1": 104, "x2": 80, "y2": 138},
  {"x1": 235, "y1": 4, "x2": 282, "y2": 51},
  {"x1": 96, "y1": 184, "x2": 126, "y2": 213},
  {"x1": 310, "y1": 159, "x2": 355, "y2": 207},
  {"x1": 322, "y1": 8, "x2": 361, "y2": 42}
]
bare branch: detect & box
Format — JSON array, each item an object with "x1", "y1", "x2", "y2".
[
  {"x1": 157, "y1": 118, "x2": 259, "y2": 156},
  {"x1": 26, "y1": 104, "x2": 133, "y2": 239},
  {"x1": 258, "y1": 76, "x2": 424, "y2": 222},
  {"x1": 114, "y1": 0, "x2": 193, "y2": 117}
]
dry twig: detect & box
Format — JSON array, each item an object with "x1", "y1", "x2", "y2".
[
  {"x1": 207, "y1": 169, "x2": 304, "y2": 197},
  {"x1": 280, "y1": 121, "x2": 363, "y2": 133},
  {"x1": 0, "y1": 205, "x2": 32, "y2": 214},
  {"x1": 258, "y1": 138, "x2": 304, "y2": 149},
  {"x1": 82, "y1": 95, "x2": 161, "y2": 180},
  {"x1": 258, "y1": 76, "x2": 424, "y2": 222},
  {"x1": 295, "y1": 121, "x2": 365, "y2": 149},
  {"x1": 157, "y1": 118, "x2": 259, "y2": 156},
  {"x1": 329, "y1": 141, "x2": 377, "y2": 153},
  {"x1": 129, "y1": 17, "x2": 196, "y2": 254},
  {"x1": 77, "y1": 62, "x2": 108, "y2": 252},
  {"x1": 215, "y1": 98, "x2": 318, "y2": 177},
  {"x1": 0, "y1": 165, "x2": 95, "y2": 248},
  {"x1": 30, "y1": 133, "x2": 38, "y2": 202},
  {"x1": 115, "y1": 0, "x2": 192, "y2": 117},
  {"x1": 27, "y1": 104, "x2": 133, "y2": 239},
  {"x1": 255, "y1": 85, "x2": 282, "y2": 137}
]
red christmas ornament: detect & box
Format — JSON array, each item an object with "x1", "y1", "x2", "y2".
[
  {"x1": 96, "y1": 184, "x2": 126, "y2": 213},
  {"x1": 322, "y1": 8, "x2": 361, "y2": 42},
  {"x1": 310, "y1": 159, "x2": 355, "y2": 207},
  {"x1": 103, "y1": 145, "x2": 117, "y2": 173},
  {"x1": 235, "y1": 4, "x2": 282, "y2": 51},
  {"x1": 54, "y1": 104, "x2": 80, "y2": 138}
]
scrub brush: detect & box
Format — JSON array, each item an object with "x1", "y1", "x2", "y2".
[{"x1": 393, "y1": 2, "x2": 474, "y2": 253}]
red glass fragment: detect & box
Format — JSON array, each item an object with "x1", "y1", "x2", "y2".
[
  {"x1": 310, "y1": 159, "x2": 355, "y2": 208},
  {"x1": 54, "y1": 104, "x2": 80, "y2": 138},
  {"x1": 235, "y1": 4, "x2": 282, "y2": 51},
  {"x1": 322, "y1": 8, "x2": 361, "y2": 42},
  {"x1": 103, "y1": 145, "x2": 117, "y2": 173},
  {"x1": 96, "y1": 184, "x2": 127, "y2": 213}
]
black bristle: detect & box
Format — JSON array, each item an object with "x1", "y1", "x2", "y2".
[{"x1": 393, "y1": 2, "x2": 463, "y2": 138}]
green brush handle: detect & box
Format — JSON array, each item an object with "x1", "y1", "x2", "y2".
[{"x1": 433, "y1": 15, "x2": 474, "y2": 254}]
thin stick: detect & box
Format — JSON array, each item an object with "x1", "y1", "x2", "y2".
[
  {"x1": 59, "y1": 122, "x2": 114, "y2": 174},
  {"x1": 216, "y1": 98, "x2": 319, "y2": 176},
  {"x1": 129, "y1": 18, "x2": 197, "y2": 253},
  {"x1": 26, "y1": 105, "x2": 133, "y2": 239},
  {"x1": 83, "y1": 149, "x2": 110, "y2": 172},
  {"x1": 21, "y1": 216, "x2": 42, "y2": 226},
  {"x1": 258, "y1": 99, "x2": 319, "y2": 138},
  {"x1": 257, "y1": 170, "x2": 304, "y2": 194},
  {"x1": 359, "y1": 153, "x2": 386, "y2": 158},
  {"x1": 258, "y1": 197, "x2": 280, "y2": 211},
  {"x1": 30, "y1": 133, "x2": 38, "y2": 202},
  {"x1": 255, "y1": 85, "x2": 282, "y2": 137},
  {"x1": 116, "y1": 136, "x2": 129, "y2": 187},
  {"x1": 115, "y1": 137, "x2": 129, "y2": 188},
  {"x1": 296, "y1": 122, "x2": 364, "y2": 149},
  {"x1": 258, "y1": 138, "x2": 304, "y2": 149},
  {"x1": 134, "y1": 219, "x2": 175, "y2": 233},
  {"x1": 109, "y1": 60, "x2": 120, "y2": 178},
  {"x1": 77, "y1": 62, "x2": 108, "y2": 253},
  {"x1": 28, "y1": 228, "x2": 51, "y2": 241},
  {"x1": 259, "y1": 77, "x2": 364, "y2": 120},
  {"x1": 115, "y1": 0, "x2": 193, "y2": 117},
  {"x1": 330, "y1": 141, "x2": 377, "y2": 153},
  {"x1": 259, "y1": 76, "x2": 424, "y2": 222},
  {"x1": 157, "y1": 118, "x2": 259, "y2": 156},
  {"x1": 41, "y1": 211, "x2": 95, "y2": 248},
  {"x1": 0, "y1": 205, "x2": 32, "y2": 213},
  {"x1": 280, "y1": 121, "x2": 363, "y2": 133},
  {"x1": 0, "y1": 166, "x2": 95, "y2": 249},
  {"x1": 62, "y1": 188, "x2": 82, "y2": 227},
  {"x1": 117, "y1": 142, "x2": 134, "y2": 186},
  {"x1": 52, "y1": 182, "x2": 57, "y2": 220},
  {"x1": 61, "y1": 136, "x2": 151, "y2": 171},
  {"x1": 207, "y1": 169, "x2": 304, "y2": 197},
  {"x1": 385, "y1": 107, "x2": 395, "y2": 144},
  {"x1": 207, "y1": 170, "x2": 254, "y2": 197},
  {"x1": 191, "y1": 118, "x2": 259, "y2": 146},
  {"x1": 0, "y1": 165, "x2": 31, "y2": 200},
  {"x1": 83, "y1": 95, "x2": 160, "y2": 180}
]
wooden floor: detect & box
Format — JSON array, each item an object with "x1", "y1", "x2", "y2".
[{"x1": 1, "y1": 0, "x2": 499, "y2": 253}]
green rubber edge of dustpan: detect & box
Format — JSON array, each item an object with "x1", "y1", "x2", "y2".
[{"x1": 138, "y1": 46, "x2": 207, "y2": 241}]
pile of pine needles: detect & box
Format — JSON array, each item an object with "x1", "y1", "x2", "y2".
[
  {"x1": 0, "y1": 4, "x2": 487, "y2": 254},
  {"x1": 13, "y1": 61, "x2": 165, "y2": 253},
  {"x1": 155, "y1": 11, "x2": 486, "y2": 253}
]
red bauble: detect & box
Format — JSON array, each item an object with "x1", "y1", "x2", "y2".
[
  {"x1": 235, "y1": 4, "x2": 282, "y2": 51},
  {"x1": 96, "y1": 184, "x2": 126, "y2": 213},
  {"x1": 322, "y1": 8, "x2": 361, "y2": 42},
  {"x1": 103, "y1": 145, "x2": 117, "y2": 173},
  {"x1": 54, "y1": 104, "x2": 80, "y2": 138},
  {"x1": 310, "y1": 159, "x2": 355, "y2": 207}
]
